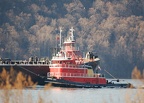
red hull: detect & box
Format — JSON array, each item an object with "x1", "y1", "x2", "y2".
[
  {"x1": 49, "y1": 66, "x2": 107, "y2": 84},
  {"x1": 61, "y1": 77, "x2": 106, "y2": 84}
]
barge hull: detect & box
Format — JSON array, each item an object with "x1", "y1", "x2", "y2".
[{"x1": 0, "y1": 64, "x2": 49, "y2": 85}]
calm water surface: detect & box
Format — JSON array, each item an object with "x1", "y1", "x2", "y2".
[{"x1": 0, "y1": 79, "x2": 143, "y2": 103}]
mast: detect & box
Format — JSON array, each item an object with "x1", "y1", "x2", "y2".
[
  {"x1": 69, "y1": 27, "x2": 75, "y2": 41},
  {"x1": 59, "y1": 27, "x2": 62, "y2": 48}
]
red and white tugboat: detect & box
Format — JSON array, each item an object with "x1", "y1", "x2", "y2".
[{"x1": 45, "y1": 27, "x2": 131, "y2": 88}]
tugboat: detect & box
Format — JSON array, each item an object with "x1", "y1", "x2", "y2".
[{"x1": 45, "y1": 27, "x2": 131, "y2": 88}]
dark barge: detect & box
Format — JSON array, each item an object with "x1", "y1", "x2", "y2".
[{"x1": 0, "y1": 57, "x2": 49, "y2": 85}]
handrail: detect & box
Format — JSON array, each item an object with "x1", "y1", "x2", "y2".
[
  {"x1": 47, "y1": 72, "x2": 101, "y2": 78},
  {"x1": 0, "y1": 62, "x2": 49, "y2": 65},
  {"x1": 49, "y1": 64, "x2": 87, "y2": 69}
]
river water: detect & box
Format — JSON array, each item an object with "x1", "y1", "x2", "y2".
[{"x1": 0, "y1": 79, "x2": 143, "y2": 103}]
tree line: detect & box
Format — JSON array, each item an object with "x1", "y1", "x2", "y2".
[{"x1": 0, "y1": 0, "x2": 144, "y2": 78}]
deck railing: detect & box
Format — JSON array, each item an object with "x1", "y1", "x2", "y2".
[
  {"x1": 0, "y1": 61, "x2": 49, "y2": 65},
  {"x1": 47, "y1": 72, "x2": 101, "y2": 78},
  {"x1": 49, "y1": 64, "x2": 89, "y2": 69}
]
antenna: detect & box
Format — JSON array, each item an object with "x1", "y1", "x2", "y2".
[{"x1": 59, "y1": 27, "x2": 62, "y2": 48}]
